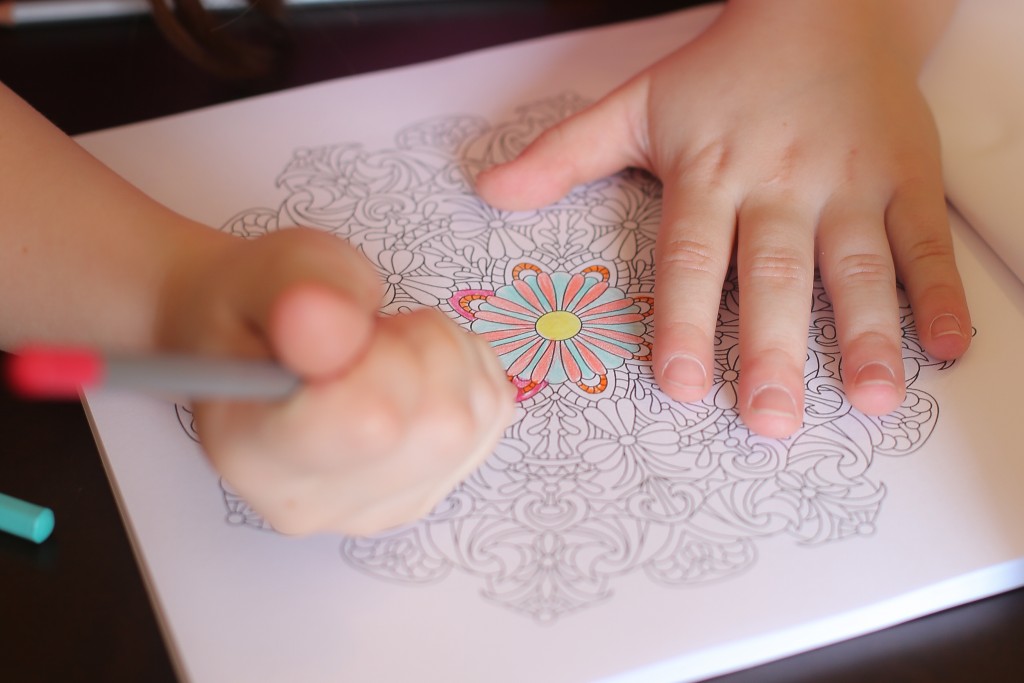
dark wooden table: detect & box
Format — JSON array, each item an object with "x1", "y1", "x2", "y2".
[{"x1": 2, "y1": 1, "x2": 1024, "y2": 681}]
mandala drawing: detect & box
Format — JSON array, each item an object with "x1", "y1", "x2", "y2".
[{"x1": 175, "y1": 92, "x2": 955, "y2": 623}]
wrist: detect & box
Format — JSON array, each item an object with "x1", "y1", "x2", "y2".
[
  {"x1": 721, "y1": 0, "x2": 957, "y2": 75},
  {"x1": 152, "y1": 219, "x2": 238, "y2": 354}
]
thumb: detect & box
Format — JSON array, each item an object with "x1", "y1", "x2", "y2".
[
  {"x1": 474, "y1": 77, "x2": 649, "y2": 211},
  {"x1": 230, "y1": 228, "x2": 380, "y2": 378},
  {"x1": 268, "y1": 282, "x2": 376, "y2": 378}
]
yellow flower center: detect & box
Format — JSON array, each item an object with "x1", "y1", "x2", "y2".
[{"x1": 536, "y1": 310, "x2": 582, "y2": 341}]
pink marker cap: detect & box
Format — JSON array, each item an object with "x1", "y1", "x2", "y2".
[{"x1": 5, "y1": 346, "x2": 103, "y2": 399}]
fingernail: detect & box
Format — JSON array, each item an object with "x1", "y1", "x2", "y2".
[
  {"x1": 853, "y1": 361, "x2": 896, "y2": 389},
  {"x1": 929, "y1": 313, "x2": 964, "y2": 340},
  {"x1": 748, "y1": 383, "x2": 797, "y2": 419},
  {"x1": 662, "y1": 353, "x2": 707, "y2": 392}
]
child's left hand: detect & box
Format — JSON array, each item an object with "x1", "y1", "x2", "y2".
[{"x1": 476, "y1": 0, "x2": 971, "y2": 438}]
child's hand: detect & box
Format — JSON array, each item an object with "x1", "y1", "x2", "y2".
[
  {"x1": 163, "y1": 228, "x2": 516, "y2": 536},
  {"x1": 475, "y1": 0, "x2": 970, "y2": 438}
]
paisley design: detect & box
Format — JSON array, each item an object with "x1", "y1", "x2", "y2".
[{"x1": 186, "y1": 93, "x2": 953, "y2": 623}]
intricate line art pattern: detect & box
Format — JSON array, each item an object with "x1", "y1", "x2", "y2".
[{"x1": 176, "y1": 93, "x2": 955, "y2": 623}]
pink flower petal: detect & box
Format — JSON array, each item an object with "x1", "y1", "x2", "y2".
[
  {"x1": 582, "y1": 327, "x2": 645, "y2": 344},
  {"x1": 570, "y1": 339, "x2": 607, "y2": 376},
  {"x1": 530, "y1": 341, "x2": 555, "y2": 383},
  {"x1": 560, "y1": 342, "x2": 583, "y2": 383},
  {"x1": 482, "y1": 328, "x2": 537, "y2": 342},
  {"x1": 561, "y1": 273, "x2": 585, "y2": 310},
  {"x1": 537, "y1": 272, "x2": 558, "y2": 310},
  {"x1": 486, "y1": 296, "x2": 542, "y2": 318},
  {"x1": 577, "y1": 298, "x2": 635, "y2": 317},
  {"x1": 571, "y1": 280, "x2": 608, "y2": 312},
  {"x1": 475, "y1": 310, "x2": 536, "y2": 326},
  {"x1": 512, "y1": 278, "x2": 546, "y2": 314},
  {"x1": 492, "y1": 336, "x2": 542, "y2": 355},
  {"x1": 582, "y1": 313, "x2": 645, "y2": 325},
  {"x1": 578, "y1": 332, "x2": 633, "y2": 359},
  {"x1": 507, "y1": 338, "x2": 544, "y2": 376}
]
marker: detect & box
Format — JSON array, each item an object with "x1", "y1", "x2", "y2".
[
  {"x1": 0, "y1": 491, "x2": 55, "y2": 543},
  {"x1": 5, "y1": 346, "x2": 300, "y2": 400}
]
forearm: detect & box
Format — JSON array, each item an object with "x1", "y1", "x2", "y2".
[
  {"x1": 721, "y1": 0, "x2": 958, "y2": 74},
  {"x1": 0, "y1": 83, "x2": 232, "y2": 352}
]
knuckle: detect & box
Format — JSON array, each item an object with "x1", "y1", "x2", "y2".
[
  {"x1": 658, "y1": 237, "x2": 718, "y2": 274},
  {"x1": 679, "y1": 142, "x2": 731, "y2": 180},
  {"x1": 748, "y1": 344, "x2": 806, "y2": 374},
  {"x1": 828, "y1": 252, "x2": 895, "y2": 288},
  {"x1": 900, "y1": 234, "x2": 956, "y2": 268},
  {"x1": 763, "y1": 144, "x2": 803, "y2": 186},
  {"x1": 348, "y1": 396, "x2": 407, "y2": 452},
  {"x1": 745, "y1": 249, "x2": 810, "y2": 288},
  {"x1": 403, "y1": 308, "x2": 460, "y2": 348},
  {"x1": 654, "y1": 318, "x2": 716, "y2": 348},
  {"x1": 420, "y1": 400, "x2": 478, "y2": 453},
  {"x1": 847, "y1": 329, "x2": 900, "y2": 353}
]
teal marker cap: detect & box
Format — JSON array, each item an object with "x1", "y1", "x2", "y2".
[{"x1": 0, "y1": 491, "x2": 55, "y2": 544}]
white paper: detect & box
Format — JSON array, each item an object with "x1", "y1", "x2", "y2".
[
  {"x1": 77, "y1": 3, "x2": 1024, "y2": 682},
  {"x1": 921, "y1": 0, "x2": 1024, "y2": 283}
]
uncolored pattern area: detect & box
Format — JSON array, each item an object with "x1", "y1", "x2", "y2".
[{"x1": 175, "y1": 93, "x2": 953, "y2": 622}]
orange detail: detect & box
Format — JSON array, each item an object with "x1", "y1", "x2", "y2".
[
  {"x1": 580, "y1": 265, "x2": 610, "y2": 281},
  {"x1": 510, "y1": 375, "x2": 539, "y2": 392},
  {"x1": 576, "y1": 375, "x2": 608, "y2": 394},
  {"x1": 512, "y1": 263, "x2": 542, "y2": 279},
  {"x1": 458, "y1": 293, "x2": 488, "y2": 316},
  {"x1": 632, "y1": 295, "x2": 655, "y2": 317},
  {"x1": 509, "y1": 375, "x2": 545, "y2": 401}
]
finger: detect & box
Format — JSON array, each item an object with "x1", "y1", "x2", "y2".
[
  {"x1": 268, "y1": 283, "x2": 376, "y2": 378},
  {"x1": 291, "y1": 311, "x2": 505, "y2": 491},
  {"x1": 817, "y1": 199, "x2": 905, "y2": 415},
  {"x1": 241, "y1": 228, "x2": 381, "y2": 318},
  {"x1": 885, "y1": 179, "x2": 971, "y2": 360},
  {"x1": 652, "y1": 180, "x2": 736, "y2": 402},
  {"x1": 339, "y1": 380, "x2": 511, "y2": 537},
  {"x1": 198, "y1": 319, "x2": 427, "y2": 535},
  {"x1": 230, "y1": 229, "x2": 382, "y2": 375},
  {"x1": 204, "y1": 310, "x2": 514, "y2": 536},
  {"x1": 384, "y1": 310, "x2": 513, "y2": 476},
  {"x1": 438, "y1": 326, "x2": 516, "y2": 482},
  {"x1": 736, "y1": 196, "x2": 816, "y2": 438},
  {"x1": 314, "y1": 314, "x2": 514, "y2": 535},
  {"x1": 475, "y1": 78, "x2": 649, "y2": 211}
]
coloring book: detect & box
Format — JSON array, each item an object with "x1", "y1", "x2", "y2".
[{"x1": 78, "y1": 3, "x2": 1024, "y2": 681}]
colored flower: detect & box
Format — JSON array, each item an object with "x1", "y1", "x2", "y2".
[{"x1": 467, "y1": 269, "x2": 648, "y2": 386}]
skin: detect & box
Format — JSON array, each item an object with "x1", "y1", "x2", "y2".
[
  {"x1": 476, "y1": 0, "x2": 971, "y2": 439},
  {"x1": 0, "y1": 82, "x2": 515, "y2": 536}
]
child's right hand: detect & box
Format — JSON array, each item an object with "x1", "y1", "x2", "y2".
[{"x1": 162, "y1": 228, "x2": 516, "y2": 536}]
